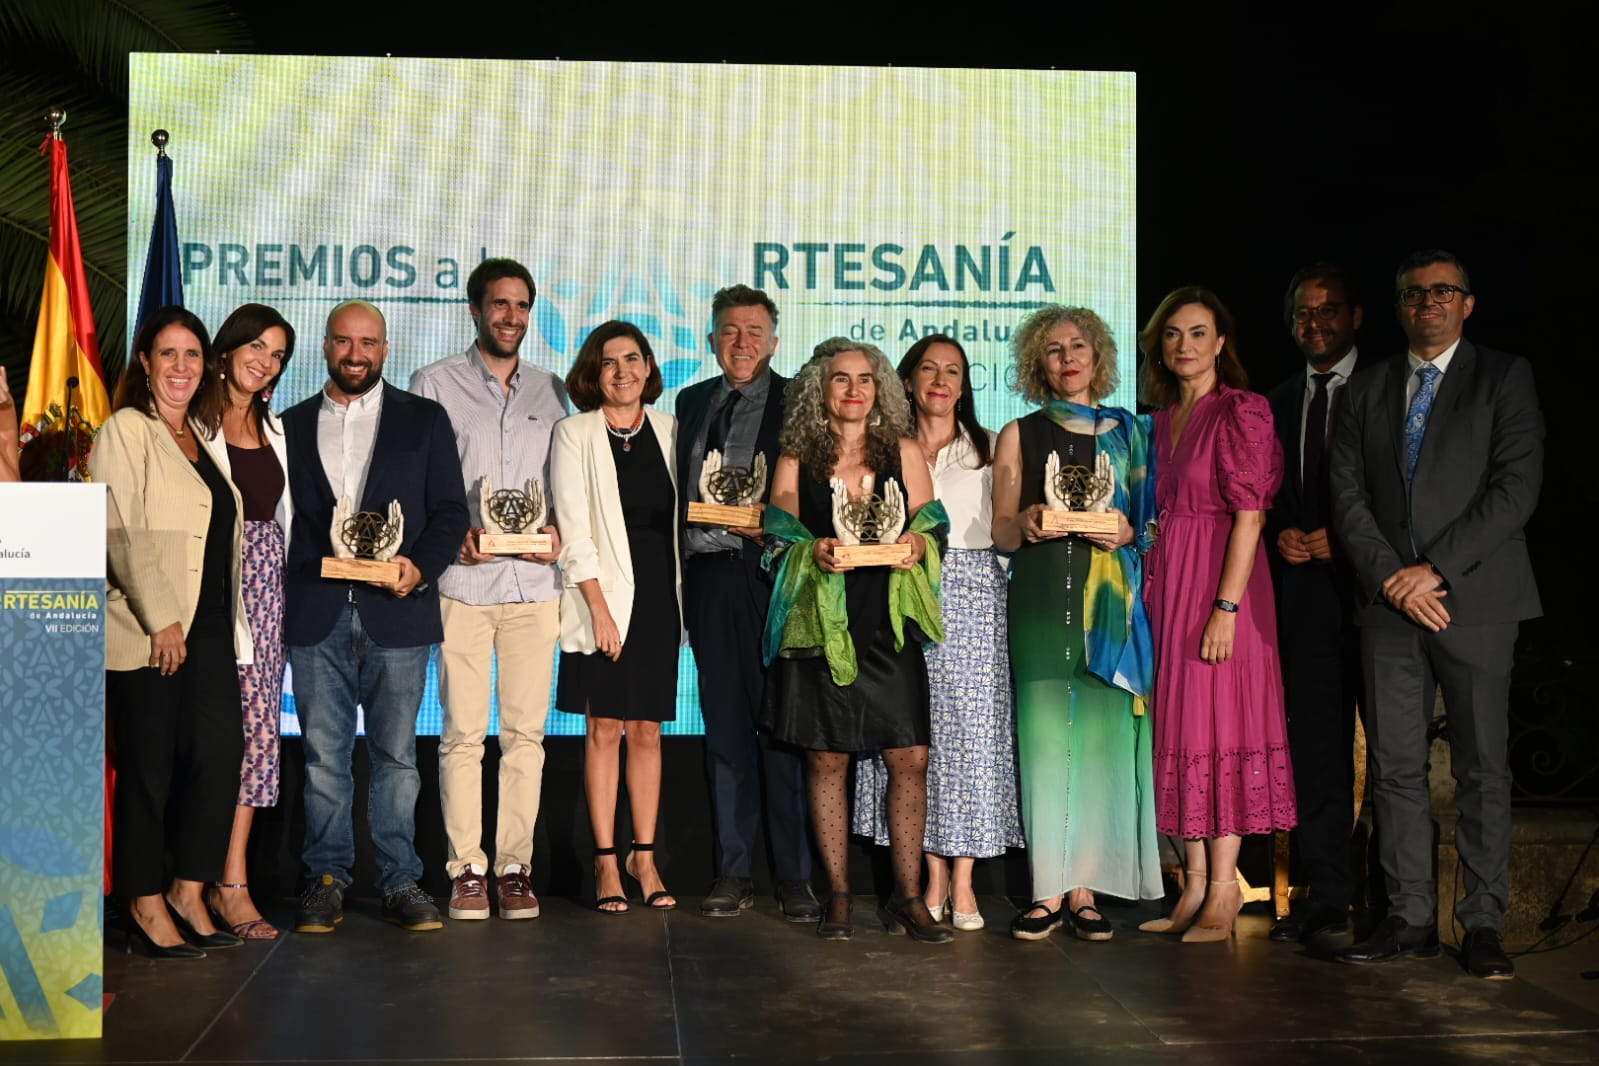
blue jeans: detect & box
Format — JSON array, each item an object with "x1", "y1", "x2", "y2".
[{"x1": 290, "y1": 603, "x2": 430, "y2": 894}]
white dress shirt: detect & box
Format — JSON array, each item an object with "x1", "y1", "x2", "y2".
[
  {"x1": 317, "y1": 383, "x2": 384, "y2": 508},
  {"x1": 1405, "y1": 338, "x2": 1462, "y2": 407},
  {"x1": 1299, "y1": 347, "x2": 1360, "y2": 482}
]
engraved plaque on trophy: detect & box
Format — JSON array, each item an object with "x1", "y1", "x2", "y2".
[
  {"x1": 321, "y1": 497, "x2": 404, "y2": 583},
  {"x1": 1038, "y1": 450, "x2": 1120, "y2": 535},
  {"x1": 687, "y1": 450, "x2": 767, "y2": 528},
  {"x1": 477, "y1": 478, "x2": 552, "y2": 555},
  {"x1": 830, "y1": 474, "x2": 913, "y2": 567}
]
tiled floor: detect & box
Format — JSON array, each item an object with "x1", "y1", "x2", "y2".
[{"x1": 3, "y1": 896, "x2": 1597, "y2": 1064}]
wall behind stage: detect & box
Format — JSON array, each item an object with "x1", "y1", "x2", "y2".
[{"x1": 128, "y1": 56, "x2": 1137, "y2": 735}]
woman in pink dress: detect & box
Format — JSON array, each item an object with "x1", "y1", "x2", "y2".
[{"x1": 1137, "y1": 287, "x2": 1296, "y2": 943}]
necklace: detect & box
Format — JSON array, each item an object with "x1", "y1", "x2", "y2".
[
  {"x1": 918, "y1": 429, "x2": 956, "y2": 468},
  {"x1": 605, "y1": 409, "x2": 645, "y2": 452},
  {"x1": 159, "y1": 411, "x2": 188, "y2": 439}
]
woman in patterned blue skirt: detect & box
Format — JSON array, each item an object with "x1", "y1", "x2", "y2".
[{"x1": 855, "y1": 335, "x2": 1023, "y2": 931}]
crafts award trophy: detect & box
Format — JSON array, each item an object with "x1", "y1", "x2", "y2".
[
  {"x1": 477, "y1": 478, "x2": 552, "y2": 555},
  {"x1": 1038, "y1": 450, "x2": 1119, "y2": 535},
  {"x1": 830, "y1": 473, "x2": 911, "y2": 567},
  {"x1": 687, "y1": 450, "x2": 767, "y2": 528},
  {"x1": 320, "y1": 497, "x2": 404, "y2": 583}
]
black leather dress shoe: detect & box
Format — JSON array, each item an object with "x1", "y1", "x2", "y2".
[
  {"x1": 776, "y1": 880, "x2": 822, "y2": 923},
  {"x1": 1338, "y1": 915, "x2": 1440, "y2": 964},
  {"x1": 1270, "y1": 907, "x2": 1352, "y2": 944},
  {"x1": 701, "y1": 877, "x2": 755, "y2": 917},
  {"x1": 1462, "y1": 927, "x2": 1515, "y2": 980}
]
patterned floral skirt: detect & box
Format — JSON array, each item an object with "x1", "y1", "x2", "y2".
[
  {"x1": 853, "y1": 548, "x2": 1023, "y2": 858},
  {"x1": 237, "y1": 520, "x2": 285, "y2": 807}
]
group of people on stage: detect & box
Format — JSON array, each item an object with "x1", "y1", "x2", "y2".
[{"x1": 84, "y1": 249, "x2": 1541, "y2": 980}]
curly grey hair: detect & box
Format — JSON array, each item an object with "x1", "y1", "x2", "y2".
[{"x1": 780, "y1": 337, "x2": 911, "y2": 481}]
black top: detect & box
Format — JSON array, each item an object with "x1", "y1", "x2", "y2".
[
  {"x1": 226, "y1": 441, "x2": 285, "y2": 523},
  {"x1": 191, "y1": 445, "x2": 237, "y2": 624}
]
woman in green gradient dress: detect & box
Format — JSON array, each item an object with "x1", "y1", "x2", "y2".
[{"x1": 991, "y1": 305, "x2": 1161, "y2": 942}]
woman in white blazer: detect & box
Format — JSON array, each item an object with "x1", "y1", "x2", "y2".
[
  {"x1": 551, "y1": 320, "x2": 681, "y2": 914},
  {"x1": 91, "y1": 307, "x2": 251, "y2": 959},
  {"x1": 200, "y1": 303, "x2": 297, "y2": 941}
]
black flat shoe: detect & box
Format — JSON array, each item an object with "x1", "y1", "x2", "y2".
[
  {"x1": 817, "y1": 893, "x2": 853, "y2": 940},
  {"x1": 1069, "y1": 904, "x2": 1114, "y2": 942},
  {"x1": 1011, "y1": 900, "x2": 1065, "y2": 941},
  {"x1": 883, "y1": 896, "x2": 955, "y2": 944},
  {"x1": 166, "y1": 899, "x2": 242, "y2": 949},
  {"x1": 123, "y1": 914, "x2": 205, "y2": 960}
]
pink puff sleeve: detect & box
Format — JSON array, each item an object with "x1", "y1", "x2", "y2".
[{"x1": 1214, "y1": 388, "x2": 1283, "y2": 512}]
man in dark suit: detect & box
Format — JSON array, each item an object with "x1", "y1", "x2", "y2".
[
  {"x1": 1265, "y1": 262, "x2": 1375, "y2": 946},
  {"x1": 1331, "y1": 251, "x2": 1542, "y2": 978},
  {"x1": 282, "y1": 300, "x2": 469, "y2": 933},
  {"x1": 676, "y1": 285, "x2": 816, "y2": 920}
]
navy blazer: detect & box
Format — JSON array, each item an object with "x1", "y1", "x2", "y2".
[
  {"x1": 281, "y1": 382, "x2": 470, "y2": 648},
  {"x1": 674, "y1": 369, "x2": 788, "y2": 524},
  {"x1": 1329, "y1": 340, "x2": 1543, "y2": 628}
]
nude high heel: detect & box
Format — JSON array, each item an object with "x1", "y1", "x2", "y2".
[
  {"x1": 1138, "y1": 869, "x2": 1206, "y2": 934},
  {"x1": 1181, "y1": 878, "x2": 1244, "y2": 943}
]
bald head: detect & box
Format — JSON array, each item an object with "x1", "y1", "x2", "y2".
[{"x1": 323, "y1": 301, "x2": 390, "y2": 401}]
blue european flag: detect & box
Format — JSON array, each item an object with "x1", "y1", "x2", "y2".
[{"x1": 135, "y1": 152, "x2": 183, "y2": 333}]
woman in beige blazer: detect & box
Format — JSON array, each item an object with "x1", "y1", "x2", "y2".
[
  {"x1": 551, "y1": 320, "x2": 681, "y2": 914},
  {"x1": 91, "y1": 306, "x2": 251, "y2": 959}
]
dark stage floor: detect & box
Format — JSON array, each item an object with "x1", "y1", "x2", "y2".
[{"x1": 3, "y1": 895, "x2": 1598, "y2": 1065}]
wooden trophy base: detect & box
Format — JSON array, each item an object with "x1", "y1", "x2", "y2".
[
  {"x1": 688, "y1": 501, "x2": 764, "y2": 528},
  {"x1": 1039, "y1": 510, "x2": 1120, "y2": 536},
  {"x1": 834, "y1": 542, "x2": 912, "y2": 567},
  {"x1": 321, "y1": 557, "x2": 402, "y2": 583},
  {"x1": 478, "y1": 532, "x2": 553, "y2": 555}
]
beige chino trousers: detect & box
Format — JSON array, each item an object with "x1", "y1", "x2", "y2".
[{"x1": 438, "y1": 596, "x2": 560, "y2": 878}]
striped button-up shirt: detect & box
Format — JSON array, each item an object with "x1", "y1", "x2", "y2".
[{"x1": 409, "y1": 344, "x2": 569, "y2": 606}]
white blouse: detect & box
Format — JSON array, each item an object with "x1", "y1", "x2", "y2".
[{"x1": 928, "y1": 428, "x2": 996, "y2": 551}]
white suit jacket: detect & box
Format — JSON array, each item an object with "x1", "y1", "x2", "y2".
[{"x1": 550, "y1": 407, "x2": 680, "y2": 653}]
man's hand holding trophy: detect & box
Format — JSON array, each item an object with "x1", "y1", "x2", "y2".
[
  {"x1": 689, "y1": 449, "x2": 768, "y2": 533},
  {"x1": 321, "y1": 497, "x2": 410, "y2": 589},
  {"x1": 476, "y1": 477, "x2": 553, "y2": 556}
]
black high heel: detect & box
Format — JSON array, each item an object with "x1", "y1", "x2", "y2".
[
  {"x1": 817, "y1": 893, "x2": 853, "y2": 941},
  {"x1": 166, "y1": 898, "x2": 243, "y2": 949},
  {"x1": 624, "y1": 843, "x2": 675, "y2": 910},
  {"x1": 883, "y1": 896, "x2": 955, "y2": 944},
  {"x1": 122, "y1": 913, "x2": 205, "y2": 960},
  {"x1": 593, "y1": 847, "x2": 630, "y2": 914}
]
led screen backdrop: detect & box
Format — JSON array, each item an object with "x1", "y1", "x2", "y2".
[{"x1": 128, "y1": 56, "x2": 1136, "y2": 735}]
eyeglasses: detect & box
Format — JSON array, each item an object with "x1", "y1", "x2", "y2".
[
  {"x1": 1397, "y1": 284, "x2": 1469, "y2": 307},
  {"x1": 1292, "y1": 303, "x2": 1345, "y2": 324}
]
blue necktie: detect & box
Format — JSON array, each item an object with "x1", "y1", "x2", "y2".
[{"x1": 1404, "y1": 365, "x2": 1440, "y2": 481}]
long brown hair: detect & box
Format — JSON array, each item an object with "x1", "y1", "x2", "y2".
[
  {"x1": 898, "y1": 334, "x2": 991, "y2": 467},
  {"x1": 114, "y1": 306, "x2": 224, "y2": 434},
  {"x1": 1137, "y1": 286, "x2": 1248, "y2": 409},
  {"x1": 214, "y1": 303, "x2": 296, "y2": 440}
]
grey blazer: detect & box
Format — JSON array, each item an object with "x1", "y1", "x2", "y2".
[{"x1": 1329, "y1": 339, "x2": 1543, "y2": 628}]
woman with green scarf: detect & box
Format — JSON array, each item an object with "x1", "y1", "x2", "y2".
[
  {"x1": 759, "y1": 338, "x2": 950, "y2": 944},
  {"x1": 992, "y1": 305, "x2": 1161, "y2": 942}
]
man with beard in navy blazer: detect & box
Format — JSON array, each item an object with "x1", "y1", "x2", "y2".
[
  {"x1": 1265, "y1": 262, "x2": 1379, "y2": 947},
  {"x1": 282, "y1": 300, "x2": 469, "y2": 934},
  {"x1": 677, "y1": 285, "x2": 816, "y2": 921},
  {"x1": 1331, "y1": 252, "x2": 1542, "y2": 979}
]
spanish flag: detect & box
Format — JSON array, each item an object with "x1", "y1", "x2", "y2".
[{"x1": 18, "y1": 135, "x2": 110, "y2": 482}]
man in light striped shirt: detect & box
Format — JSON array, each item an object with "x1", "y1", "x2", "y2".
[{"x1": 409, "y1": 258, "x2": 568, "y2": 921}]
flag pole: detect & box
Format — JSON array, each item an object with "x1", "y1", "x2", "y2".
[
  {"x1": 152, "y1": 128, "x2": 169, "y2": 156},
  {"x1": 47, "y1": 105, "x2": 64, "y2": 140}
]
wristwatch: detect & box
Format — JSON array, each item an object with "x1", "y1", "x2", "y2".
[{"x1": 1212, "y1": 598, "x2": 1239, "y2": 613}]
